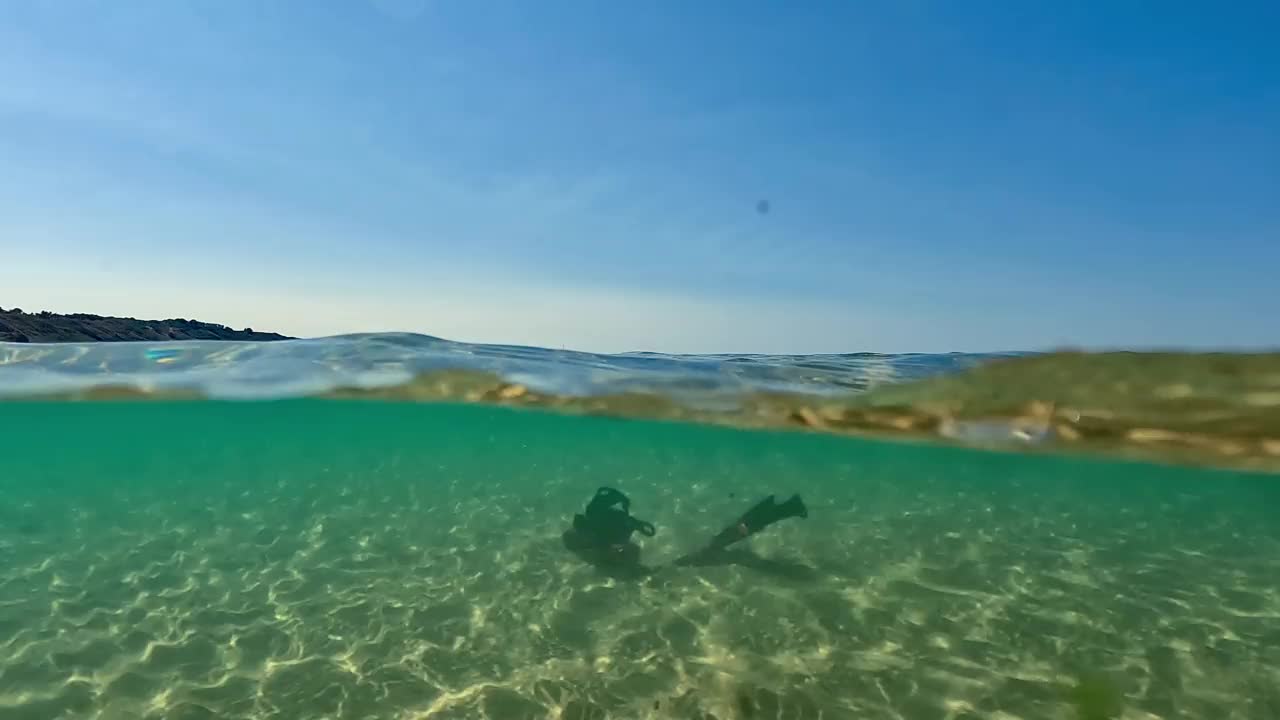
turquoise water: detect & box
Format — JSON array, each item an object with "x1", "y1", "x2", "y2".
[{"x1": 1, "y1": 337, "x2": 1279, "y2": 719}]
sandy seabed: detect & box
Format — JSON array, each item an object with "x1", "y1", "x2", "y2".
[
  {"x1": 2, "y1": 400, "x2": 1279, "y2": 719},
  {"x1": 3, "y1": 471, "x2": 1279, "y2": 720}
]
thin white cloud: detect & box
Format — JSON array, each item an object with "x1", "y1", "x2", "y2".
[{"x1": 0, "y1": 37, "x2": 250, "y2": 164}]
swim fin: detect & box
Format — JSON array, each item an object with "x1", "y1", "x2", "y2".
[{"x1": 674, "y1": 494, "x2": 808, "y2": 567}]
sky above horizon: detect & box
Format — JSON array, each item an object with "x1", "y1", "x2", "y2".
[{"x1": 2, "y1": 1, "x2": 1276, "y2": 354}]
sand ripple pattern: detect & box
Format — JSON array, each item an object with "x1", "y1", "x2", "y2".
[{"x1": 2, "y1": 442, "x2": 1278, "y2": 720}]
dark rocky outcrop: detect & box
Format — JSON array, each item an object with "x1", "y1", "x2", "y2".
[{"x1": 0, "y1": 307, "x2": 293, "y2": 343}]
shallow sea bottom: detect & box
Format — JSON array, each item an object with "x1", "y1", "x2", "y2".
[{"x1": 1, "y1": 400, "x2": 1278, "y2": 719}]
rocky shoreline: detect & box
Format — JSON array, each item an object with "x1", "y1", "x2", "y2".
[{"x1": 0, "y1": 307, "x2": 292, "y2": 343}]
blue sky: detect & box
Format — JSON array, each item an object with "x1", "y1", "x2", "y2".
[{"x1": 1, "y1": 1, "x2": 1276, "y2": 353}]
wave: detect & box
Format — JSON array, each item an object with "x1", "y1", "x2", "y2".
[{"x1": 2, "y1": 334, "x2": 1276, "y2": 473}]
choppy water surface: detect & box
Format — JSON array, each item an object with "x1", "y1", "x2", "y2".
[
  {"x1": 1, "y1": 335, "x2": 1278, "y2": 719},
  {"x1": 2, "y1": 334, "x2": 1278, "y2": 471},
  {"x1": 0, "y1": 333, "x2": 999, "y2": 399}
]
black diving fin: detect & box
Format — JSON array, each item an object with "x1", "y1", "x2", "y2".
[{"x1": 676, "y1": 494, "x2": 808, "y2": 564}]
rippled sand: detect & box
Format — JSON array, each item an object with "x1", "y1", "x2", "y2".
[{"x1": 1, "y1": 400, "x2": 1278, "y2": 719}]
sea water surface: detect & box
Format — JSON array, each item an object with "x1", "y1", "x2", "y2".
[{"x1": 1, "y1": 334, "x2": 1278, "y2": 720}]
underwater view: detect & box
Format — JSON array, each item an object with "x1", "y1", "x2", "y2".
[{"x1": 2, "y1": 336, "x2": 1278, "y2": 720}]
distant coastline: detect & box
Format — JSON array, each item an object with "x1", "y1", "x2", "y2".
[{"x1": 0, "y1": 307, "x2": 293, "y2": 343}]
